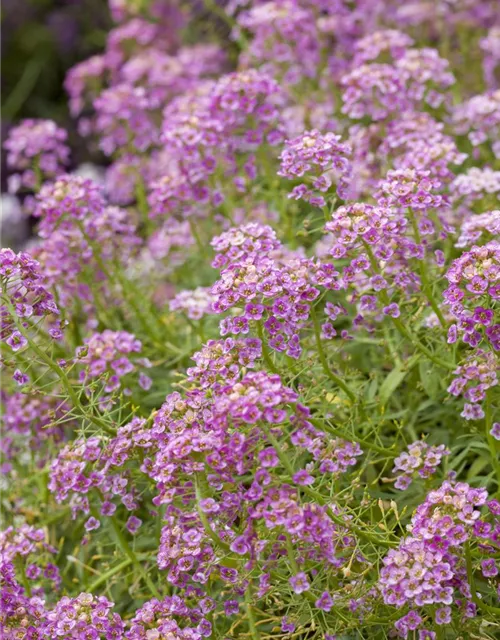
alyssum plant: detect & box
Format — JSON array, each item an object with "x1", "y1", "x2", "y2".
[{"x1": 1, "y1": 1, "x2": 500, "y2": 639}]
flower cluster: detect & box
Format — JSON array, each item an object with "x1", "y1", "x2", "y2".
[
  {"x1": 448, "y1": 349, "x2": 498, "y2": 420},
  {"x1": 380, "y1": 482, "x2": 499, "y2": 635},
  {"x1": 444, "y1": 242, "x2": 500, "y2": 351},
  {"x1": 0, "y1": 525, "x2": 61, "y2": 592},
  {"x1": 341, "y1": 48, "x2": 454, "y2": 121},
  {"x1": 456, "y1": 210, "x2": 500, "y2": 248},
  {"x1": 451, "y1": 166, "x2": 500, "y2": 206},
  {"x1": 76, "y1": 330, "x2": 151, "y2": 395},
  {"x1": 238, "y1": 1, "x2": 321, "y2": 83},
  {"x1": 186, "y1": 337, "x2": 262, "y2": 388},
  {"x1": 170, "y1": 287, "x2": 215, "y2": 320},
  {"x1": 481, "y1": 26, "x2": 500, "y2": 88},
  {"x1": 4, "y1": 119, "x2": 70, "y2": 192},
  {"x1": 43, "y1": 592, "x2": 124, "y2": 638},
  {"x1": 376, "y1": 169, "x2": 444, "y2": 211},
  {"x1": 126, "y1": 596, "x2": 210, "y2": 640},
  {"x1": 2, "y1": 1, "x2": 500, "y2": 639},
  {"x1": 1, "y1": 392, "x2": 68, "y2": 474},
  {"x1": 0, "y1": 248, "x2": 62, "y2": 352},
  {"x1": 392, "y1": 441, "x2": 450, "y2": 490},
  {"x1": 278, "y1": 130, "x2": 352, "y2": 204},
  {"x1": 149, "y1": 69, "x2": 284, "y2": 219},
  {"x1": 31, "y1": 175, "x2": 140, "y2": 312},
  {"x1": 211, "y1": 223, "x2": 335, "y2": 357},
  {"x1": 453, "y1": 91, "x2": 500, "y2": 157}
]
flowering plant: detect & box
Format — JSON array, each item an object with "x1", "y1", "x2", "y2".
[{"x1": 2, "y1": 1, "x2": 500, "y2": 639}]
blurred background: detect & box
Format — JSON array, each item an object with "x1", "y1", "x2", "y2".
[
  {"x1": 1, "y1": 1, "x2": 231, "y2": 249},
  {"x1": 2, "y1": 0, "x2": 113, "y2": 182}
]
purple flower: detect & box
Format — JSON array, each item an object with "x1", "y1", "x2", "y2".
[
  {"x1": 434, "y1": 606, "x2": 451, "y2": 625},
  {"x1": 383, "y1": 303, "x2": 400, "y2": 318},
  {"x1": 6, "y1": 331, "x2": 27, "y2": 352},
  {"x1": 316, "y1": 591, "x2": 334, "y2": 611},
  {"x1": 461, "y1": 403, "x2": 485, "y2": 421},
  {"x1": 245, "y1": 303, "x2": 265, "y2": 320},
  {"x1": 230, "y1": 536, "x2": 249, "y2": 555},
  {"x1": 490, "y1": 423, "x2": 500, "y2": 441},
  {"x1": 224, "y1": 600, "x2": 239, "y2": 616},
  {"x1": 481, "y1": 558, "x2": 499, "y2": 578},
  {"x1": 4, "y1": 119, "x2": 69, "y2": 190},
  {"x1": 281, "y1": 618, "x2": 296, "y2": 633},
  {"x1": 289, "y1": 572, "x2": 310, "y2": 594},
  {"x1": 12, "y1": 369, "x2": 29, "y2": 385},
  {"x1": 126, "y1": 516, "x2": 142, "y2": 534},
  {"x1": 293, "y1": 470, "x2": 314, "y2": 486},
  {"x1": 418, "y1": 631, "x2": 436, "y2": 640},
  {"x1": 100, "y1": 501, "x2": 117, "y2": 516},
  {"x1": 279, "y1": 130, "x2": 352, "y2": 202},
  {"x1": 85, "y1": 517, "x2": 100, "y2": 532},
  {"x1": 473, "y1": 307, "x2": 494, "y2": 325},
  {"x1": 138, "y1": 372, "x2": 153, "y2": 390}
]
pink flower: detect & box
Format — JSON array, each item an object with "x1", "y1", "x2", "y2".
[
  {"x1": 289, "y1": 572, "x2": 310, "y2": 594},
  {"x1": 6, "y1": 331, "x2": 27, "y2": 352}
]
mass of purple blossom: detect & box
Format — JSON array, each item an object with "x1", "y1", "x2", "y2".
[{"x1": 1, "y1": 1, "x2": 500, "y2": 639}]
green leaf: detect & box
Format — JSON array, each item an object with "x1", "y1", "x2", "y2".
[
  {"x1": 419, "y1": 360, "x2": 444, "y2": 400},
  {"x1": 379, "y1": 355, "x2": 420, "y2": 407},
  {"x1": 467, "y1": 457, "x2": 492, "y2": 481}
]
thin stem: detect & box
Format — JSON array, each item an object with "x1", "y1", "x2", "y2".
[
  {"x1": 88, "y1": 558, "x2": 133, "y2": 592},
  {"x1": 3, "y1": 53, "x2": 48, "y2": 119},
  {"x1": 244, "y1": 584, "x2": 261, "y2": 640},
  {"x1": 465, "y1": 542, "x2": 500, "y2": 615},
  {"x1": 285, "y1": 534, "x2": 299, "y2": 572},
  {"x1": 189, "y1": 219, "x2": 207, "y2": 259},
  {"x1": 202, "y1": 0, "x2": 248, "y2": 49},
  {"x1": 261, "y1": 424, "x2": 397, "y2": 548},
  {"x1": 310, "y1": 305, "x2": 356, "y2": 402},
  {"x1": 194, "y1": 472, "x2": 232, "y2": 555},
  {"x1": 256, "y1": 320, "x2": 279, "y2": 375},
  {"x1": 362, "y1": 242, "x2": 454, "y2": 370},
  {"x1": 407, "y1": 209, "x2": 447, "y2": 329},
  {"x1": 308, "y1": 416, "x2": 392, "y2": 455},
  {"x1": 2, "y1": 297, "x2": 114, "y2": 434},
  {"x1": 485, "y1": 391, "x2": 500, "y2": 494},
  {"x1": 134, "y1": 175, "x2": 151, "y2": 229},
  {"x1": 77, "y1": 223, "x2": 167, "y2": 344},
  {"x1": 109, "y1": 516, "x2": 160, "y2": 599},
  {"x1": 301, "y1": 485, "x2": 397, "y2": 548},
  {"x1": 283, "y1": 535, "x2": 317, "y2": 604},
  {"x1": 260, "y1": 424, "x2": 295, "y2": 477}
]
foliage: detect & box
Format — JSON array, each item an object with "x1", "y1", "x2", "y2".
[{"x1": 1, "y1": 1, "x2": 500, "y2": 639}]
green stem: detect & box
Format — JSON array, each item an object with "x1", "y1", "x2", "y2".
[
  {"x1": 260, "y1": 424, "x2": 295, "y2": 476},
  {"x1": 261, "y1": 424, "x2": 396, "y2": 548},
  {"x1": 256, "y1": 320, "x2": 279, "y2": 375},
  {"x1": 285, "y1": 534, "x2": 299, "y2": 572},
  {"x1": 465, "y1": 542, "x2": 500, "y2": 615},
  {"x1": 485, "y1": 392, "x2": 500, "y2": 494},
  {"x1": 189, "y1": 219, "x2": 207, "y2": 259},
  {"x1": 308, "y1": 416, "x2": 392, "y2": 455},
  {"x1": 310, "y1": 305, "x2": 356, "y2": 402},
  {"x1": 407, "y1": 209, "x2": 447, "y2": 329},
  {"x1": 77, "y1": 224, "x2": 167, "y2": 343},
  {"x1": 3, "y1": 297, "x2": 113, "y2": 434},
  {"x1": 202, "y1": 0, "x2": 248, "y2": 49},
  {"x1": 134, "y1": 176, "x2": 150, "y2": 228},
  {"x1": 88, "y1": 558, "x2": 133, "y2": 592},
  {"x1": 3, "y1": 53, "x2": 48, "y2": 119},
  {"x1": 362, "y1": 242, "x2": 454, "y2": 370},
  {"x1": 194, "y1": 472, "x2": 232, "y2": 555},
  {"x1": 244, "y1": 584, "x2": 261, "y2": 640},
  {"x1": 109, "y1": 516, "x2": 160, "y2": 598}
]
